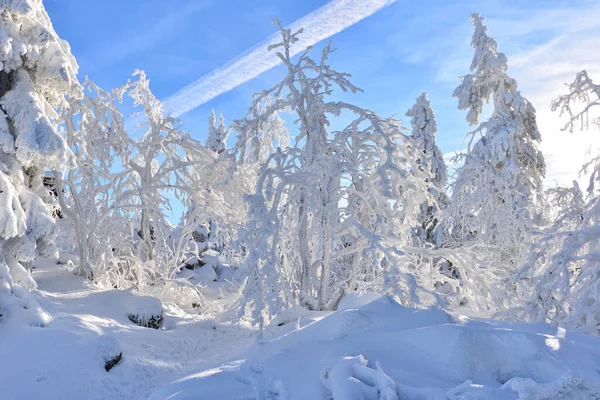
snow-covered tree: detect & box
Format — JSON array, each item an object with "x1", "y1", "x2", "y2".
[
  {"x1": 117, "y1": 71, "x2": 215, "y2": 296},
  {"x1": 57, "y1": 71, "x2": 213, "y2": 307},
  {"x1": 235, "y1": 95, "x2": 290, "y2": 165},
  {"x1": 123, "y1": 71, "x2": 204, "y2": 262},
  {"x1": 183, "y1": 101, "x2": 289, "y2": 271},
  {"x1": 236, "y1": 20, "x2": 467, "y2": 329},
  {"x1": 206, "y1": 109, "x2": 231, "y2": 154},
  {"x1": 0, "y1": 0, "x2": 80, "y2": 323},
  {"x1": 56, "y1": 79, "x2": 131, "y2": 281},
  {"x1": 440, "y1": 14, "x2": 546, "y2": 273},
  {"x1": 406, "y1": 92, "x2": 448, "y2": 245},
  {"x1": 514, "y1": 71, "x2": 600, "y2": 334},
  {"x1": 551, "y1": 70, "x2": 600, "y2": 133}
]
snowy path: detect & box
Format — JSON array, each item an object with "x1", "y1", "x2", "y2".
[{"x1": 0, "y1": 262, "x2": 256, "y2": 400}]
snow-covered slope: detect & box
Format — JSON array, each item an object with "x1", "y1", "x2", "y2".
[
  {"x1": 150, "y1": 296, "x2": 600, "y2": 400},
  {"x1": 2, "y1": 263, "x2": 600, "y2": 400}
]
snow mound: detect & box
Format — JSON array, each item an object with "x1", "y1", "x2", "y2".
[
  {"x1": 194, "y1": 264, "x2": 218, "y2": 282},
  {"x1": 0, "y1": 328, "x2": 125, "y2": 399},
  {"x1": 502, "y1": 371, "x2": 600, "y2": 399},
  {"x1": 321, "y1": 355, "x2": 397, "y2": 400},
  {"x1": 268, "y1": 305, "x2": 320, "y2": 329},
  {"x1": 202, "y1": 250, "x2": 230, "y2": 274},
  {"x1": 337, "y1": 290, "x2": 380, "y2": 311},
  {"x1": 149, "y1": 296, "x2": 600, "y2": 400},
  {"x1": 92, "y1": 335, "x2": 122, "y2": 369}
]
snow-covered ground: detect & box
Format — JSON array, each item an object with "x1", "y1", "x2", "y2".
[
  {"x1": 151, "y1": 296, "x2": 600, "y2": 399},
  {"x1": 2, "y1": 263, "x2": 600, "y2": 400},
  {"x1": 0, "y1": 261, "x2": 255, "y2": 400}
]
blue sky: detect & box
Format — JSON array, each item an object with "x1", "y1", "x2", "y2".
[{"x1": 44, "y1": 0, "x2": 600, "y2": 187}]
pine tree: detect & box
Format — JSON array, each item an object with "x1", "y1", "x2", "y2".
[
  {"x1": 406, "y1": 92, "x2": 448, "y2": 245},
  {"x1": 206, "y1": 109, "x2": 230, "y2": 154},
  {"x1": 0, "y1": 0, "x2": 80, "y2": 323},
  {"x1": 441, "y1": 14, "x2": 546, "y2": 272}
]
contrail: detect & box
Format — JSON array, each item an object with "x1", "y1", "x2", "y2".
[{"x1": 163, "y1": 0, "x2": 397, "y2": 117}]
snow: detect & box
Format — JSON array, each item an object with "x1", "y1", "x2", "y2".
[
  {"x1": 0, "y1": 261, "x2": 255, "y2": 400},
  {"x1": 149, "y1": 296, "x2": 600, "y2": 399},
  {"x1": 191, "y1": 264, "x2": 218, "y2": 282},
  {"x1": 1, "y1": 262, "x2": 600, "y2": 399},
  {"x1": 1, "y1": 4, "x2": 600, "y2": 400},
  {"x1": 123, "y1": 295, "x2": 163, "y2": 326},
  {"x1": 202, "y1": 251, "x2": 228, "y2": 274},
  {"x1": 338, "y1": 290, "x2": 380, "y2": 311},
  {"x1": 322, "y1": 355, "x2": 398, "y2": 400}
]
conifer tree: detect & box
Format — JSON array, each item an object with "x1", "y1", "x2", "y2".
[
  {"x1": 406, "y1": 92, "x2": 448, "y2": 245},
  {"x1": 441, "y1": 14, "x2": 546, "y2": 272},
  {"x1": 0, "y1": 0, "x2": 80, "y2": 322}
]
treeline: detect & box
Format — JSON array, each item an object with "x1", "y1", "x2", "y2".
[{"x1": 1, "y1": 1, "x2": 599, "y2": 335}]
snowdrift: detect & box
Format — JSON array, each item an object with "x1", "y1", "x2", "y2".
[
  {"x1": 0, "y1": 264, "x2": 253, "y2": 400},
  {"x1": 150, "y1": 296, "x2": 600, "y2": 400}
]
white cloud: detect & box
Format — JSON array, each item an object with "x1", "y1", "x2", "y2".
[{"x1": 162, "y1": 0, "x2": 397, "y2": 118}]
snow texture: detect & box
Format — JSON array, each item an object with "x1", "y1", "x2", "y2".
[{"x1": 150, "y1": 296, "x2": 600, "y2": 400}]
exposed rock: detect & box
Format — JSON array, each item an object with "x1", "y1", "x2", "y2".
[
  {"x1": 105, "y1": 352, "x2": 122, "y2": 372},
  {"x1": 128, "y1": 313, "x2": 162, "y2": 329}
]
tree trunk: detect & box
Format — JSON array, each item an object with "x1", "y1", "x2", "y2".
[
  {"x1": 298, "y1": 191, "x2": 311, "y2": 307},
  {"x1": 318, "y1": 202, "x2": 332, "y2": 310},
  {"x1": 140, "y1": 168, "x2": 154, "y2": 261}
]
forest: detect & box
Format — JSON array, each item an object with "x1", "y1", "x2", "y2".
[{"x1": 1, "y1": 1, "x2": 600, "y2": 399}]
